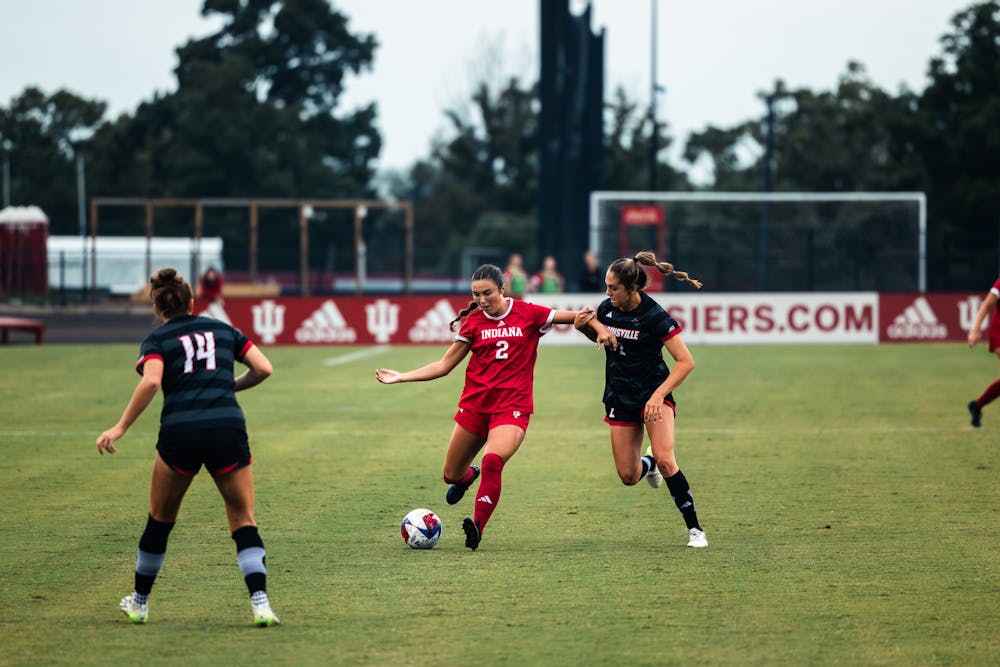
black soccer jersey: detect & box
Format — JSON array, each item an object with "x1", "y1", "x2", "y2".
[
  {"x1": 597, "y1": 291, "x2": 683, "y2": 413},
  {"x1": 136, "y1": 315, "x2": 253, "y2": 435}
]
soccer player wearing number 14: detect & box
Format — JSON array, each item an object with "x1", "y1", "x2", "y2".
[
  {"x1": 95, "y1": 268, "x2": 280, "y2": 626},
  {"x1": 376, "y1": 264, "x2": 598, "y2": 551}
]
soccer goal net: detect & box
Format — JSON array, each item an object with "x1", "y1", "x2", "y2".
[{"x1": 589, "y1": 191, "x2": 926, "y2": 292}]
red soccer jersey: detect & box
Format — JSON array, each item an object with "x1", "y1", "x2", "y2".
[
  {"x1": 454, "y1": 298, "x2": 556, "y2": 413},
  {"x1": 988, "y1": 278, "x2": 1000, "y2": 350}
]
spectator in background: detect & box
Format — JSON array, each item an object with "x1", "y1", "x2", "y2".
[
  {"x1": 199, "y1": 267, "x2": 224, "y2": 303},
  {"x1": 581, "y1": 251, "x2": 603, "y2": 292},
  {"x1": 532, "y1": 255, "x2": 564, "y2": 293},
  {"x1": 503, "y1": 253, "x2": 531, "y2": 298}
]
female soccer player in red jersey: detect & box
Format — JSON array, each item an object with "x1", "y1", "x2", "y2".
[
  {"x1": 96, "y1": 268, "x2": 279, "y2": 626},
  {"x1": 966, "y1": 276, "x2": 1000, "y2": 427},
  {"x1": 575, "y1": 251, "x2": 709, "y2": 548},
  {"x1": 376, "y1": 264, "x2": 605, "y2": 550}
]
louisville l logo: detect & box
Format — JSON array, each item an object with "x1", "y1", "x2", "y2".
[
  {"x1": 252, "y1": 299, "x2": 286, "y2": 344},
  {"x1": 366, "y1": 298, "x2": 400, "y2": 343}
]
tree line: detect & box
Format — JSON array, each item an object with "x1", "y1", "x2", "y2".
[{"x1": 1, "y1": 0, "x2": 997, "y2": 290}]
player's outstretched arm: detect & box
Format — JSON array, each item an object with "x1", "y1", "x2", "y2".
[
  {"x1": 376, "y1": 341, "x2": 470, "y2": 384},
  {"x1": 96, "y1": 359, "x2": 164, "y2": 455}
]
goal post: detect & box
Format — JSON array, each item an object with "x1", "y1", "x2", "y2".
[{"x1": 589, "y1": 191, "x2": 927, "y2": 292}]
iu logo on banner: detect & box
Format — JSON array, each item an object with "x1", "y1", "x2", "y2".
[
  {"x1": 958, "y1": 296, "x2": 985, "y2": 334},
  {"x1": 366, "y1": 298, "x2": 400, "y2": 343},
  {"x1": 252, "y1": 300, "x2": 286, "y2": 344}
]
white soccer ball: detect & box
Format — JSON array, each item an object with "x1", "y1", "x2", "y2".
[{"x1": 400, "y1": 508, "x2": 442, "y2": 549}]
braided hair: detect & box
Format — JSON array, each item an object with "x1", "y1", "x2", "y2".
[
  {"x1": 608, "y1": 250, "x2": 703, "y2": 290},
  {"x1": 149, "y1": 267, "x2": 193, "y2": 319},
  {"x1": 449, "y1": 264, "x2": 505, "y2": 331}
]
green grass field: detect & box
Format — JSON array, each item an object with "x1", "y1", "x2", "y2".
[{"x1": 1, "y1": 342, "x2": 998, "y2": 666}]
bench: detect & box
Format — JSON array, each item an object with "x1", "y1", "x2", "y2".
[
  {"x1": 220, "y1": 283, "x2": 282, "y2": 298},
  {"x1": 130, "y1": 282, "x2": 282, "y2": 304},
  {"x1": 0, "y1": 317, "x2": 45, "y2": 345}
]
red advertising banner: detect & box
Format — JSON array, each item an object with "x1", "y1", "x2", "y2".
[
  {"x1": 194, "y1": 293, "x2": 986, "y2": 346},
  {"x1": 878, "y1": 292, "x2": 984, "y2": 343},
  {"x1": 196, "y1": 296, "x2": 472, "y2": 346}
]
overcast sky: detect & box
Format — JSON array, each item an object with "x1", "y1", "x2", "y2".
[{"x1": 0, "y1": 0, "x2": 976, "y2": 172}]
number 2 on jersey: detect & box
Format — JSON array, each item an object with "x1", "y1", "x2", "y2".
[
  {"x1": 495, "y1": 340, "x2": 509, "y2": 360},
  {"x1": 179, "y1": 332, "x2": 217, "y2": 373}
]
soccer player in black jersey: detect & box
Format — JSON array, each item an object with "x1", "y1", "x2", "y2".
[
  {"x1": 575, "y1": 251, "x2": 708, "y2": 548},
  {"x1": 96, "y1": 268, "x2": 280, "y2": 626}
]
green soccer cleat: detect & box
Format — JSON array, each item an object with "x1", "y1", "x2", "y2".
[
  {"x1": 119, "y1": 593, "x2": 148, "y2": 624},
  {"x1": 253, "y1": 601, "x2": 281, "y2": 627}
]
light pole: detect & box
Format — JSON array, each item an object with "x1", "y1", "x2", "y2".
[
  {"x1": 1, "y1": 138, "x2": 11, "y2": 208},
  {"x1": 758, "y1": 94, "x2": 776, "y2": 291},
  {"x1": 68, "y1": 128, "x2": 94, "y2": 300},
  {"x1": 649, "y1": 0, "x2": 659, "y2": 192}
]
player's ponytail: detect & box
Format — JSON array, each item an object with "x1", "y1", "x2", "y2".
[
  {"x1": 610, "y1": 251, "x2": 702, "y2": 291},
  {"x1": 633, "y1": 250, "x2": 703, "y2": 289},
  {"x1": 450, "y1": 302, "x2": 480, "y2": 331},
  {"x1": 449, "y1": 264, "x2": 506, "y2": 331},
  {"x1": 150, "y1": 267, "x2": 193, "y2": 319}
]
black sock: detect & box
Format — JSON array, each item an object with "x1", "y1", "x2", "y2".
[
  {"x1": 640, "y1": 455, "x2": 655, "y2": 477},
  {"x1": 135, "y1": 514, "x2": 175, "y2": 595},
  {"x1": 233, "y1": 525, "x2": 267, "y2": 596},
  {"x1": 665, "y1": 470, "x2": 702, "y2": 531}
]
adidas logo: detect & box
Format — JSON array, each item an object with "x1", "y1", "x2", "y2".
[
  {"x1": 477, "y1": 495, "x2": 494, "y2": 505},
  {"x1": 294, "y1": 300, "x2": 357, "y2": 343},
  {"x1": 887, "y1": 297, "x2": 947, "y2": 340},
  {"x1": 199, "y1": 301, "x2": 232, "y2": 325},
  {"x1": 408, "y1": 299, "x2": 459, "y2": 343}
]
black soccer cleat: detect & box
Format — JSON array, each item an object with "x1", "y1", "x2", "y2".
[
  {"x1": 968, "y1": 400, "x2": 982, "y2": 428},
  {"x1": 462, "y1": 517, "x2": 481, "y2": 551},
  {"x1": 446, "y1": 465, "x2": 480, "y2": 505}
]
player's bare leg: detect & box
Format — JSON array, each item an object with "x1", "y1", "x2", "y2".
[
  {"x1": 121, "y1": 455, "x2": 193, "y2": 623},
  {"x1": 463, "y1": 425, "x2": 525, "y2": 550},
  {"x1": 645, "y1": 412, "x2": 706, "y2": 547},
  {"x1": 214, "y1": 465, "x2": 278, "y2": 626},
  {"x1": 609, "y1": 424, "x2": 646, "y2": 485},
  {"x1": 443, "y1": 424, "x2": 485, "y2": 505}
]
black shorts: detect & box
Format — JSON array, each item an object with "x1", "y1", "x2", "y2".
[
  {"x1": 156, "y1": 427, "x2": 252, "y2": 477},
  {"x1": 603, "y1": 396, "x2": 676, "y2": 426}
]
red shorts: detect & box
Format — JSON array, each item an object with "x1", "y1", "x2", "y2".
[
  {"x1": 986, "y1": 312, "x2": 1000, "y2": 352},
  {"x1": 454, "y1": 407, "x2": 531, "y2": 439}
]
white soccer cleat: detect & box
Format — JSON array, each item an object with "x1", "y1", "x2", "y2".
[
  {"x1": 644, "y1": 446, "x2": 663, "y2": 489},
  {"x1": 252, "y1": 601, "x2": 280, "y2": 627},
  {"x1": 119, "y1": 593, "x2": 148, "y2": 624},
  {"x1": 687, "y1": 527, "x2": 708, "y2": 548}
]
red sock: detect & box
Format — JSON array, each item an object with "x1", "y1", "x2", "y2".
[
  {"x1": 473, "y1": 453, "x2": 504, "y2": 534},
  {"x1": 978, "y1": 378, "x2": 1000, "y2": 407},
  {"x1": 444, "y1": 466, "x2": 478, "y2": 485}
]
